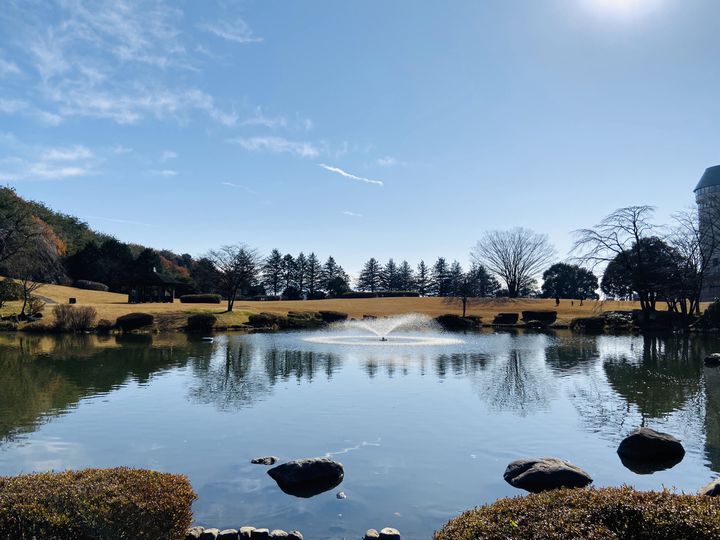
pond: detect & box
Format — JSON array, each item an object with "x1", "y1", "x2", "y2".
[{"x1": 0, "y1": 329, "x2": 719, "y2": 539}]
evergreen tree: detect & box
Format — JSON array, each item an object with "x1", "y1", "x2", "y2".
[
  {"x1": 305, "y1": 252, "x2": 321, "y2": 297},
  {"x1": 295, "y1": 252, "x2": 307, "y2": 295},
  {"x1": 262, "y1": 249, "x2": 284, "y2": 296},
  {"x1": 281, "y1": 254, "x2": 295, "y2": 291},
  {"x1": 322, "y1": 256, "x2": 351, "y2": 296},
  {"x1": 468, "y1": 263, "x2": 500, "y2": 297},
  {"x1": 431, "y1": 257, "x2": 451, "y2": 296},
  {"x1": 416, "y1": 260, "x2": 430, "y2": 296},
  {"x1": 357, "y1": 258, "x2": 382, "y2": 292},
  {"x1": 448, "y1": 261, "x2": 464, "y2": 296},
  {"x1": 381, "y1": 258, "x2": 400, "y2": 291},
  {"x1": 397, "y1": 260, "x2": 415, "y2": 291}
]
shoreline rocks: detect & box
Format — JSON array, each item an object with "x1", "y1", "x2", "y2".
[
  {"x1": 503, "y1": 457, "x2": 592, "y2": 493},
  {"x1": 188, "y1": 528, "x2": 303, "y2": 540},
  {"x1": 251, "y1": 456, "x2": 278, "y2": 466}
]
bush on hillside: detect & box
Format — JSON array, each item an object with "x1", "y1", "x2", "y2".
[
  {"x1": 286, "y1": 311, "x2": 325, "y2": 329},
  {"x1": 0, "y1": 278, "x2": 22, "y2": 307},
  {"x1": 570, "y1": 316, "x2": 606, "y2": 333},
  {"x1": 0, "y1": 467, "x2": 196, "y2": 540},
  {"x1": 186, "y1": 313, "x2": 217, "y2": 333},
  {"x1": 493, "y1": 312, "x2": 519, "y2": 325},
  {"x1": 116, "y1": 313, "x2": 154, "y2": 332},
  {"x1": 73, "y1": 280, "x2": 110, "y2": 292},
  {"x1": 434, "y1": 487, "x2": 720, "y2": 540},
  {"x1": 521, "y1": 310, "x2": 558, "y2": 325},
  {"x1": 53, "y1": 305, "x2": 98, "y2": 332},
  {"x1": 318, "y1": 310, "x2": 348, "y2": 323},
  {"x1": 434, "y1": 314, "x2": 482, "y2": 331},
  {"x1": 247, "y1": 312, "x2": 287, "y2": 329},
  {"x1": 179, "y1": 294, "x2": 222, "y2": 304}
]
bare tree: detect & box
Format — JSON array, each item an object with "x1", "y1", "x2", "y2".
[
  {"x1": 471, "y1": 227, "x2": 555, "y2": 298},
  {"x1": 572, "y1": 206, "x2": 661, "y2": 312},
  {"x1": 206, "y1": 244, "x2": 259, "y2": 312}
]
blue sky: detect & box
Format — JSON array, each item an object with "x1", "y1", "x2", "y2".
[{"x1": 1, "y1": 0, "x2": 719, "y2": 276}]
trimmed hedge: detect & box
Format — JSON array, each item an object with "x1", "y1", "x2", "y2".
[
  {"x1": 434, "y1": 487, "x2": 720, "y2": 540},
  {"x1": 73, "y1": 280, "x2": 110, "y2": 292},
  {"x1": 521, "y1": 310, "x2": 558, "y2": 325},
  {"x1": 318, "y1": 310, "x2": 349, "y2": 323},
  {"x1": 186, "y1": 313, "x2": 217, "y2": 333},
  {"x1": 0, "y1": 467, "x2": 196, "y2": 540},
  {"x1": 493, "y1": 312, "x2": 519, "y2": 325},
  {"x1": 434, "y1": 314, "x2": 481, "y2": 331},
  {"x1": 179, "y1": 294, "x2": 222, "y2": 304},
  {"x1": 116, "y1": 312, "x2": 154, "y2": 332}
]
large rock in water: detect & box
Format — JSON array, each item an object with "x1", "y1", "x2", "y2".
[
  {"x1": 700, "y1": 479, "x2": 720, "y2": 496},
  {"x1": 616, "y1": 427, "x2": 685, "y2": 474},
  {"x1": 268, "y1": 457, "x2": 344, "y2": 498},
  {"x1": 503, "y1": 457, "x2": 592, "y2": 493}
]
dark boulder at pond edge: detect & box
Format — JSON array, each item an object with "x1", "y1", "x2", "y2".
[
  {"x1": 268, "y1": 457, "x2": 344, "y2": 498},
  {"x1": 700, "y1": 478, "x2": 720, "y2": 496},
  {"x1": 705, "y1": 353, "x2": 720, "y2": 367},
  {"x1": 503, "y1": 457, "x2": 592, "y2": 493},
  {"x1": 617, "y1": 427, "x2": 685, "y2": 474},
  {"x1": 251, "y1": 456, "x2": 278, "y2": 465}
]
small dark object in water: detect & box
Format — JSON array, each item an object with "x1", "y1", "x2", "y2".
[{"x1": 380, "y1": 337, "x2": 388, "y2": 342}]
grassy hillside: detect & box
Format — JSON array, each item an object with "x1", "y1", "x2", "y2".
[{"x1": 1, "y1": 281, "x2": 660, "y2": 330}]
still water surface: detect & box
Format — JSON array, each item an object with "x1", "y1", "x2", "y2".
[{"x1": 0, "y1": 330, "x2": 719, "y2": 539}]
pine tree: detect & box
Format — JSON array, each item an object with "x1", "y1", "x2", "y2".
[
  {"x1": 431, "y1": 257, "x2": 451, "y2": 296},
  {"x1": 448, "y1": 260, "x2": 464, "y2": 296},
  {"x1": 381, "y1": 258, "x2": 400, "y2": 291},
  {"x1": 416, "y1": 260, "x2": 429, "y2": 296},
  {"x1": 295, "y1": 252, "x2": 307, "y2": 295},
  {"x1": 357, "y1": 258, "x2": 382, "y2": 292},
  {"x1": 398, "y1": 260, "x2": 415, "y2": 291},
  {"x1": 305, "y1": 252, "x2": 321, "y2": 297},
  {"x1": 322, "y1": 256, "x2": 351, "y2": 296},
  {"x1": 262, "y1": 248, "x2": 284, "y2": 296},
  {"x1": 281, "y1": 254, "x2": 295, "y2": 291}
]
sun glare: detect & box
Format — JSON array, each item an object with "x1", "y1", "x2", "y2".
[{"x1": 584, "y1": 0, "x2": 665, "y2": 18}]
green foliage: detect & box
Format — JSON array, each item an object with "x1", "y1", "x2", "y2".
[
  {"x1": 542, "y1": 263, "x2": 599, "y2": 300},
  {"x1": 434, "y1": 487, "x2": 720, "y2": 540},
  {"x1": 52, "y1": 305, "x2": 98, "y2": 332},
  {"x1": 0, "y1": 467, "x2": 196, "y2": 540},
  {"x1": 186, "y1": 313, "x2": 217, "y2": 333},
  {"x1": 179, "y1": 294, "x2": 222, "y2": 304},
  {"x1": 73, "y1": 280, "x2": 109, "y2": 292},
  {"x1": 116, "y1": 313, "x2": 154, "y2": 332},
  {"x1": 493, "y1": 312, "x2": 519, "y2": 325},
  {"x1": 247, "y1": 312, "x2": 287, "y2": 328},
  {"x1": 0, "y1": 278, "x2": 22, "y2": 308}
]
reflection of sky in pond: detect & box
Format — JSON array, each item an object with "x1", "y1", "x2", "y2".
[{"x1": 0, "y1": 330, "x2": 719, "y2": 539}]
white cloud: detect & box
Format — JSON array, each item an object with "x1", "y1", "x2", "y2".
[
  {"x1": 28, "y1": 163, "x2": 89, "y2": 178},
  {"x1": 376, "y1": 156, "x2": 398, "y2": 167},
  {"x1": 240, "y1": 107, "x2": 287, "y2": 129},
  {"x1": 161, "y1": 150, "x2": 178, "y2": 161},
  {"x1": 150, "y1": 169, "x2": 178, "y2": 177},
  {"x1": 221, "y1": 181, "x2": 257, "y2": 194},
  {"x1": 0, "y1": 56, "x2": 21, "y2": 77},
  {"x1": 0, "y1": 98, "x2": 62, "y2": 126},
  {"x1": 111, "y1": 144, "x2": 133, "y2": 154},
  {"x1": 343, "y1": 210, "x2": 363, "y2": 217},
  {"x1": 318, "y1": 163, "x2": 384, "y2": 186},
  {"x1": 42, "y1": 145, "x2": 93, "y2": 161},
  {"x1": 229, "y1": 136, "x2": 320, "y2": 158},
  {"x1": 198, "y1": 19, "x2": 262, "y2": 44}
]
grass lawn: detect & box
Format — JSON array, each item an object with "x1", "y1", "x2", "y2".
[{"x1": 0, "y1": 281, "x2": 667, "y2": 330}]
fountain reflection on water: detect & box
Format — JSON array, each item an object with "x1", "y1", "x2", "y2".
[{"x1": 302, "y1": 313, "x2": 465, "y2": 346}]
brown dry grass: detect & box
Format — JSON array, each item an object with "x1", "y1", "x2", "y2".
[{"x1": 0, "y1": 281, "x2": 667, "y2": 329}]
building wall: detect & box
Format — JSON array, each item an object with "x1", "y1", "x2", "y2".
[{"x1": 697, "y1": 185, "x2": 720, "y2": 301}]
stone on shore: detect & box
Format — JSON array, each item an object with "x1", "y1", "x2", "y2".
[
  {"x1": 187, "y1": 527, "x2": 204, "y2": 540},
  {"x1": 503, "y1": 457, "x2": 592, "y2": 493},
  {"x1": 270, "y1": 531, "x2": 288, "y2": 539},
  {"x1": 287, "y1": 531, "x2": 303, "y2": 540},
  {"x1": 239, "y1": 527, "x2": 255, "y2": 539},
  {"x1": 379, "y1": 527, "x2": 401, "y2": 539},
  {"x1": 700, "y1": 479, "x2": 720, "y2": 496},
  {"x1": 252, "y1": 528, "x2": 270, "y2": 540},
  {"x1": 364, "y1": 530, "x2": 380, "y2": 539},
  {"x1": 705, "y1": 353, "x2": 720, "y2": 366},
  {"x1": 251, "y1": 456, "x2": 279, "y2": 465},
  {"x1": 617, "y1": 427, "x2": 685, "y2": 461},
  {"x1": 218, "y1": 530, "x2": 239, "y2": 540},
  {"x1": 200, "y1": 529, "x2": 221, "y2": 540}
]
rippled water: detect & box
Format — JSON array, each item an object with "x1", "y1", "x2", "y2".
[{"x1": 0, "y1": 329, "x2": 719, "y2": 539}]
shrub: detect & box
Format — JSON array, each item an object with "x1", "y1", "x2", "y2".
[
  {"x1": 26, "y1": 296, "x2": 46, "y2": 317},
  {"x1": 286, "y1": 311, "x2": 325, "y2": 329},
  {"x1": 570, "y1": 316, "x2": 606, "y2": 333},
  {"x1": 493, "y1": 312, "x2": 519, "y2": 325},
  {"x1": 434, "y1": 487, "x2": 720, "y2": 540},
  {"x1": 96, "y1": 319, "x2": 114, "y2": 333},
  {"x1": 116, "y1": 312, "x2": 154, "y2": 332},
  {"x1": 0, "y1": 278, "x2": 22, "y2": 308},
  {"x1": 73, "y1": 280, "x2": 110, "y2": 292},
  {"x1": 434, "y1": 314, "x2": 481, "y2": 331},
  {"x1": 247, "y1": 312, "x2": 287, "y2": 328},
  {"x1": 179, "y1": 294, "x2": 222, "y2": 304},
  {"x1": 318, "y1": 310, "x2": 348, "y2": 323},
  {"x1": 186, "y1": 313, "x2": 217, "y2": 333},
  {"x1": 0, "y1": 467, "x2": 196, "y2": 540},
  {"x1": 52, "y1": 305, "x2": 98, "y2": 332},
  {"x1": 521, "y1": 310, "x2": 558, "y2": 325}
]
